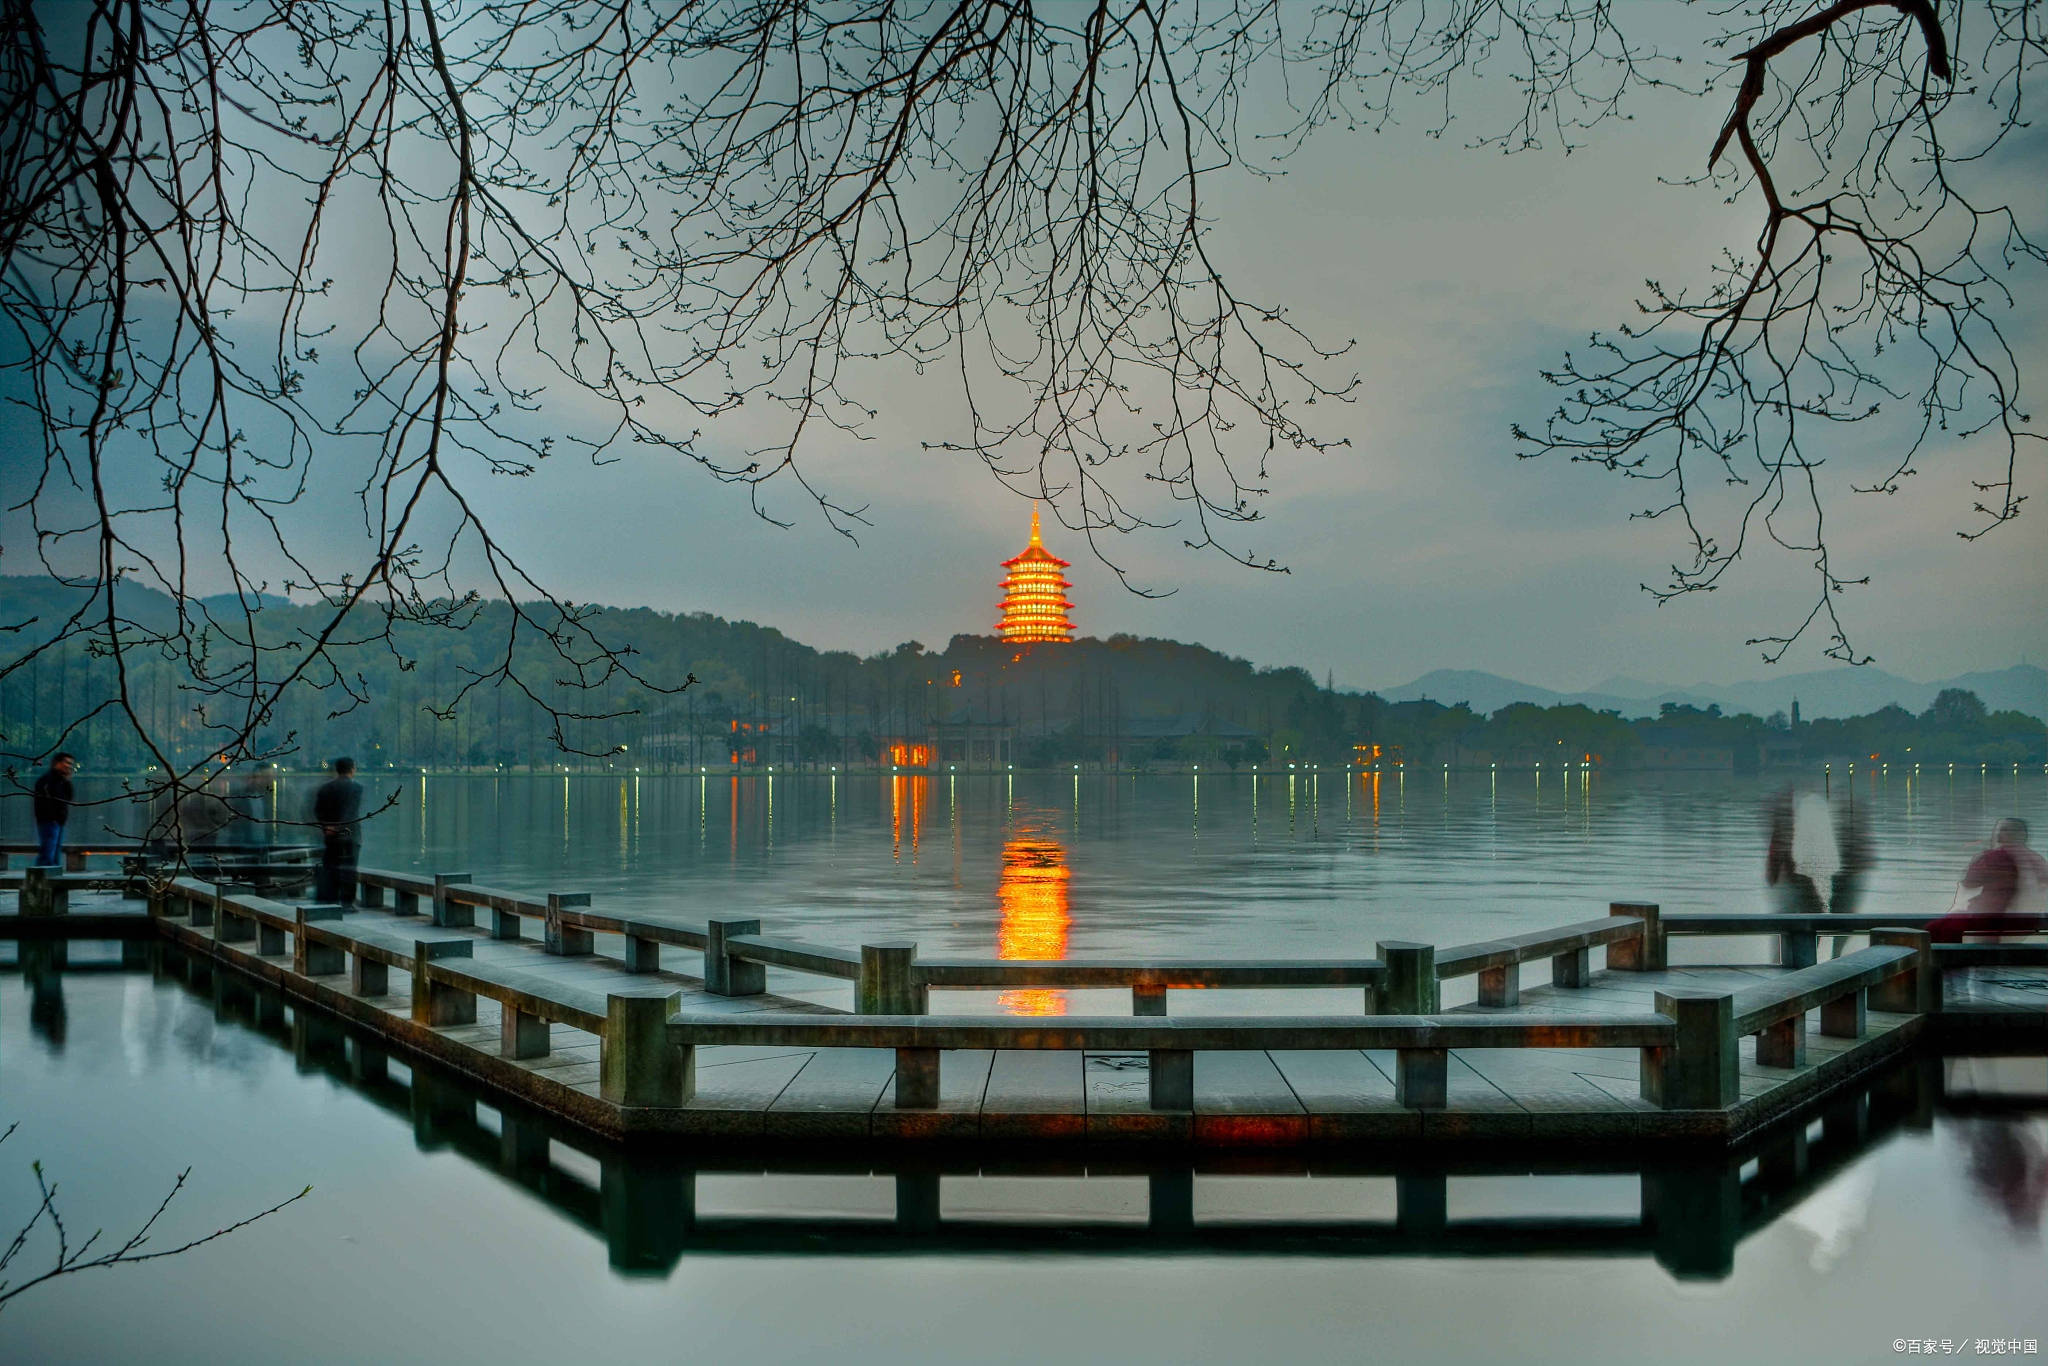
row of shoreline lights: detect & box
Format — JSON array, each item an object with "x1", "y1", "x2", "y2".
[{"x1": 415, "y1": 759, "x2": 2041, "y2": 775}]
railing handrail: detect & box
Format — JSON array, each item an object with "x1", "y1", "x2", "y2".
[
  {"x1": 726, "y1": 932, "x2": 863, "y2": 979},
  {"x1": 1437, "y1": 916, "x2": 1643, "y2": 979},
  {"x1": 915, "y1": 958, "x2": 1385, "y2": 989},
  {"x1": 1728, "y1": 944, "x2": 1914, "y2": 1035},
  {"x1": 1664, "y1": 911, "x2": 1948, "y2": 932},
  {"x1": 667, "y1": 1009, "x2": 1677, "y2": 1052}
]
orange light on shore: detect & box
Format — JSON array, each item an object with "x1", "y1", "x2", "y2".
[{"x1": 996, "y1": 505, "x2": 1075, "y2": 644}]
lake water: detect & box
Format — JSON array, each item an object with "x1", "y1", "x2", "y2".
[
  {"x1": 3, "y1": 771, "x2": 2045, "y2": 1361},
  {"x1": 21, "y1": 767, "x2": 2037, "y2": 1007}
]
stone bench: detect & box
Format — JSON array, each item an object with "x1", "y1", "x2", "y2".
[{"x1": 666, "y1": 1010, "x2": 1677, "y2": 1112}]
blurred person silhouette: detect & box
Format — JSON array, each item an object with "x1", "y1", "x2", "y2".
[
  {"x1": 312, "y1": 757, "x2": 364, "y2": 907},
  {"x1": 1767, "y1": 786, "x2": 1874, "y2": 956},
  {"x1": 228, "y1": 762, "x2": 274, "y2": 848},
  {"x1": 1962, "y1": 1118, "x2": 2048, "y2": 1238},
  {"x1": 1929, "y1": 818, "x2": 2048, "y2": 946},
  {"x1": 174, "y1": 773, "x2": 239, "y2": 850},
  {"x1": 31, "y1": 752, "x2": 77, "y2": 867}
]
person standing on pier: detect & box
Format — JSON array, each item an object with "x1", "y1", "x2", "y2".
[
  {"x1": 312, "y1": 757, "x2": 364, "y2": 907},
  {"x1": 31, "y1": 752, "x2": 77, "y2": 867}
]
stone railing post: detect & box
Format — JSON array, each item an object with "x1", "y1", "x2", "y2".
[
  {"x1": 1148, "y1": 1049, "x2": 1193, "y2": 1109},
  {"x1": 1819, "y1": 986, "x2": 1866, "y2": 1040},
  {"x1": 350, "y1": 949, "x2": 389, "y2": 998},
  {"x1": 1607, "y1": 902, "x2": 1664, "y2": 971},
  {"x1": 1871, "y1": 929, "x2": 1934, "y2": 1014},
  {"x1": 502, "y1": 1004, "x2": 551, "y2": 1060},
  {"x1": 1780, "y1": 927, "x2": 1818, "y2": 969},
  {"x1": 1552, "y1": 946, "x2": 1592, "y2": 988},
  {"x1": 1755, "y1": 1011, "x2": 1805, "y2": 1068},
  {"x1": 431, "y1": 872, "x2": 475, "y2": 928},
  {"x1": 410, "y1": 939, "x2": 477, "y2": 1025},
  {"x1": 257, "y1": 914, "x2": 289, "y2": 957},
  {"x1": 1475, "y1": 947, "x2": 1520, "y2": 1007},
  {"x1": 703, "y1": 917, "x2": 765, "y2": 996},
  {"x1": 295, "y1": 905, "x2": 346, "y2": 975},
  {"x1": 1643, "y1": 988, "x2": 1736, "y2": 1109},
  {"x1": 544, "y1": 893, "x2": 594, "y2": 956},
  {"x1": 1376, "y1": 941, "x2": 1438, "y2": 1014},
  {"x1": 600, "y1": 991, "x2": 690, "y2": 1107},
  {"x1": 894, "y1": 1048, "x2": 941, "y2": 1108},
  {"x1": 20, "y1": 865, "x2": 59, "y2": 918},
  {"x1": 216, "y1": 886, "x2": 255, "y2": 943},
  {"x1": 1395, "y1": 1047, "x2": 1449, "y2": 1109},
  {"x1": 64, "y1": 849, "x2": 88, "y2": 873},
  {"x1": 623, "y1": 931, "x2": 661, "y2": 973},
  {"x1": 1132, "y1": 985, "x2": 1168, "y2": 1016},
  {"x1": 858, "y1": 942, "x2": 926, "y2": 1014}
]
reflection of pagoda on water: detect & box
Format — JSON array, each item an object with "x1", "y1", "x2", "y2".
[
  {"x1": 997, "y1": 829, "x2": 1071, "y2": 1016},
  {"x1": 996, "y1": 505, "x2": 1075, "y2": 644}
]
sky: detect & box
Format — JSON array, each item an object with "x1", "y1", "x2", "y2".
[
  {"x1": 4, "y1": 6, "x2": 2042, "y2": 696},
  {"x1": 444, "y1": 72, "x2": 2045, "y2": 693}
]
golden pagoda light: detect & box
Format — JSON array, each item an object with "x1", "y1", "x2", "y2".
[{"x1": 996, "y1": 504, "x2": 1075, "y2": 643}]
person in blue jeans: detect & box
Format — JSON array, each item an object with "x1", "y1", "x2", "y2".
[{"x1": 32, "y1": 752, "x2": 77, "y2": 866}]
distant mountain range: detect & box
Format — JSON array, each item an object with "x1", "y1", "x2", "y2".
[{"x1": 1378, "y1": 664, "x2": 2048, "y2": 722}]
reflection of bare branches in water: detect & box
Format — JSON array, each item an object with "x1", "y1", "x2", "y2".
[
  {"x1": 998, "y1": 823, "x2": 1072, "y2": 1017},
  {"x1": 0, "y1": 1123, "x2": 310, "y2": 1311}
]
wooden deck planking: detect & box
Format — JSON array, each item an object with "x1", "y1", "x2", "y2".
[
  {"x1": 1195, "y1": 1051, "x2": 1304, "y2": 1113},
  {"x1": 875, "y1": 1049, "x2": 995, "y2": 1141},
  {"x1": 983, "y1": 1050, "x2": 1088, "y2": 1140},
  {"x1": 767, "y1": 1049, "x2": 896, "y2": 1138}
]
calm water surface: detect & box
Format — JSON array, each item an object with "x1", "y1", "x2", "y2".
[
  {"x1": 31, "y1": 767, "x2": 2037, "y2": 1007},
  {"x1": 3, "y1": 771, "x2": 2044, "y2": 1362}
]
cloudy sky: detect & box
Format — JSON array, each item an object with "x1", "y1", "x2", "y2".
[
  {"x1": 453, "y1": 75, "x2": 2044, "y2": 693},
  {"x1": 5, "y1": 6, "x2": 2041, "y2": 695}
]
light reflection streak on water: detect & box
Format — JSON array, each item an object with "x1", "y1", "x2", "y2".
[
  {"x1": 890, "y1": 775, "x2": 927, "y2": 862},
  {"x1": 996, "y1": 824, "x2": 1071, "y2": 1016}
]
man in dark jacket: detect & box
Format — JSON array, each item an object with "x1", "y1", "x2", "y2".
[
  {"x1": 312, "y1": 757, "x2": 365, "y2": 906},
  {"x1": 32, "y1": 753, "x2": 77, "y2": 867}
]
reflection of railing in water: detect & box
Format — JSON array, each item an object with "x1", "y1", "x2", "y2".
[
  {"x1": 41, "y1": 940, "x2": 2031, "y2": 1284},
  {"x1": 997, "y1": 831, "x2": 1070, "y2": 1016}
]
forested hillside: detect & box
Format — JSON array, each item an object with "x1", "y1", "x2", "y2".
[{"x1": 2, "y1": 577, "x2": 2040, "y2": 772}]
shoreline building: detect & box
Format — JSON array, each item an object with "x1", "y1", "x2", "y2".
[{"x1": 996, "y1": 505, "x2": 1076, "y2": 644}]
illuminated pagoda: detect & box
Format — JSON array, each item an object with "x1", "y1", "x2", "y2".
[{"x1": 996, "y1": 505, "x2": 1075, "y2": 644}]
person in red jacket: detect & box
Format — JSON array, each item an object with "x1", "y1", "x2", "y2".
[{"x1": 1929, "y1": 818, "x2": 2048, "y2": 943}]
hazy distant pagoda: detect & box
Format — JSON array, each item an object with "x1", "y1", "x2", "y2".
[{"x1": 996, "y1": 505, "x2": 1076, "y2": 644}]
